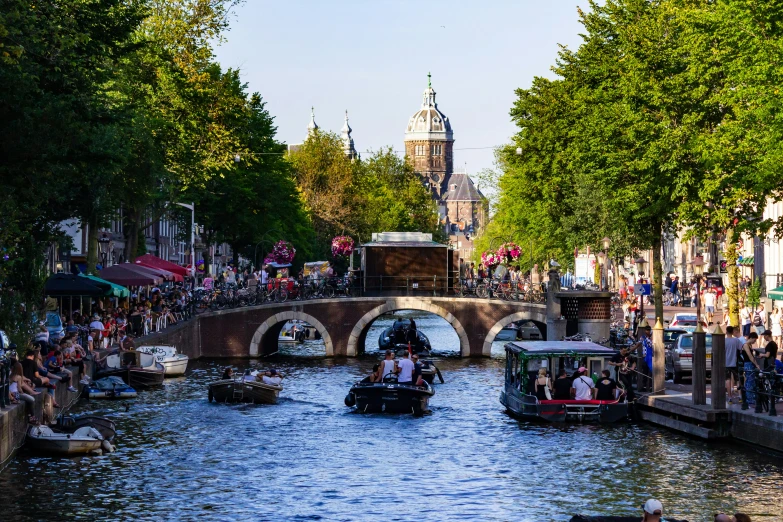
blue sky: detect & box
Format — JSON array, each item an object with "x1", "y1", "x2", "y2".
[{"x1": 214, "y1": 1, "x2": 587, "y2": 176}]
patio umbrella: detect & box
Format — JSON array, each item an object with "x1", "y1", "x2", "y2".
[
  {"x1": 78, "y1": 273, "x2": 130, "y2": 298},
  {"x1": 44, "y1": 274, "x2": 107, "y2": 296},
  {"x1": 128, "y1": 262, "x2": 183, "y2": 283},
  {"x1": 135, "y1": 253, "x2": 189, "y2": 277},
  {"x1": 99, "y1": 264, "x2": 163, "y2": 286}
]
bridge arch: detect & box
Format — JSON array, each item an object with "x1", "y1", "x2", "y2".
[
  {"x1": 249, "y1": 311, "x2": 334, "y2": 357},
  {"x1": 482, "y1": 311, "x2": 548, "y2": 357},
  {"x1": 346, "y1": 298, "x2": 470, "y2": 357}
]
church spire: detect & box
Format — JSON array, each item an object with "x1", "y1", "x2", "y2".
[
  {"x1": 307, "y1": 106, "x2": 318, "y2": 136},
  {"x1": 422, "y1": 73, "x2": 437, "y2": 108},
  {"x1": 341, "y1": 110, "x2": 358, "y2": 160}
]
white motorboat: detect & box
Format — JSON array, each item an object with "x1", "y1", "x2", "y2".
[
  {"x1": 278, "y1": 322, "x2": 306, "y2": 344},
  {"x1": 26, "y1": 425, "x2": 106, "y2": 455},
  {"x1": 137, "y1": 345, "x2": 189, "y2": 376}
]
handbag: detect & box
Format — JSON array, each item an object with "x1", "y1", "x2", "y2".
[{"x1": 544, "y1": 379, "x2": 552, "y2": 400}]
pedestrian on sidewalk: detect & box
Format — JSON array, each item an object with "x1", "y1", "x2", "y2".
[
  {"x1": 740, "y1": 304, "x2": 752, "y2": 337},
  {"x1": 670, "y1": 276, "x2": 680, "y2": 306},
  {"x1": 739, "y1": 332, "x2": 761, "y2": 404},
  {"x1": 753, "y1": 304, "x2": 767, "y2": 338},
  {"x1": 724, "y1": 326, "x2": 742, "y2": 403},
  {"x1": 770, "y1": 307, "x2": 782, "y2": 347}
]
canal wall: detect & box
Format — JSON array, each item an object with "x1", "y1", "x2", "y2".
[{"x1": 0, "y1": 362, "x2": 86, "y2": 467}]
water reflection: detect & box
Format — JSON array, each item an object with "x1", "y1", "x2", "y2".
[{"x1": 0, "y1": 312, "x2": 781, "y2": 521}]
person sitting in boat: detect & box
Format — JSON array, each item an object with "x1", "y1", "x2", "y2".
[
  {"x1": 552, "y1": 369, "x2": 571, "y2": 400},
  {"x1": 397, "y1": 351, "x2": 414, "y2": 384},
  {"x1": 534, "y1": 368, "x2": 552, "y2": 400},
  {"x1": 411, "y1": 354, "x2": 425, "y2": 386},
  {"x1": 571, "y1": 367, "x2": 595, "y2": 400},
  {"x1": 380, "y1": 350, "x2": 397, "y2": 381},
  {"x1": 595, "y1": 370, "x2": 618, "y2": 401},
  {"x1": 261, "y1": 369, "x2": 283, "y2": 386},
  {"x1": 241, "y1": 369, "x2": 257, "y2": 382},
  {"x1": 222, "y1": 367, "x2": 234, "y2": 380},
  {"x1": 370, "y1": 364, "x2": 382, "y2": 382},
  {"x1": 640, "y1": 498, "x2": 663, "y2": 522}
]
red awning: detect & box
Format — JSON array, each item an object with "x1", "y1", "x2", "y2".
[
  {"x1": 99, "y1": 264, "x2": 163, "y2": 286},
  {"x1": 128, "y1": 262, "x2": 183, "y2": 282},
  {"x1": 135, "y1": 253, "x2": 189, "y2": 277}
]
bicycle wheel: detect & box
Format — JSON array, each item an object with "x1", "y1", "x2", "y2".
[
  {"x1": 275, "y1": 288, "x2": 288, "y2": 303},
  {"x1": 343, "y1": 285, "x2": 351, "y2": 298},
  {"x1": 324, "y1": 285, "x2": 335, "y2": 298},
  {"x1": 476, "y1": 284, "x2": 489, "y2": 299}
]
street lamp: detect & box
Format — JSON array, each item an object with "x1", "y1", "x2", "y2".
[
  {"x1": 601, "y1": 237, "x2": 611, "y2": 290},
  {"x1": 634, "y1": 256, "x2": 646, "y2": 279},
  {"x1": 98, "y1": 232, "x2": 112, "y2": 269},
  {"x1": 692, "y1": 254, "x2": 705, "y2": 325}
]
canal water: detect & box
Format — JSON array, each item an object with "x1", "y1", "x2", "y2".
[{"x1": 2, "y1": 312, "x2": 782, "y2": 521}]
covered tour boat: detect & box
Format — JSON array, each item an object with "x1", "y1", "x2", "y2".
[
  {"x1": 208, "y1": 371, "x2": 283, "y2": 405},
  {"x1": 378, "y1": 318, "x2": 432, "y2": 356},
  {"x1": 345, "y1": 375, "x2": 434, "y2": 415},
  {"x1": 500, "y1": 341, "x2": 629, "y2": 423}
]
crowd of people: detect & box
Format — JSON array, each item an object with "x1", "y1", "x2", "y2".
[{"x1": 369, "y1": 350, "x2": 427, "y2": 386}]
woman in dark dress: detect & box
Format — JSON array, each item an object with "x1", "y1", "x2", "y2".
[{"x1": 534, "y1": 368, "x2": 552, "y2": 400}]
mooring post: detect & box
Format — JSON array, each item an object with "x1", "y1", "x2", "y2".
[
  {"x1": 711, "y1": 325, "x2": 726, "y2": 410},
  {"x1": 652, "y1": 318, "x2": 665, "y2": 396},
  {"x1": 692, "y1": 323, "x2": 707, "y2": 405}
]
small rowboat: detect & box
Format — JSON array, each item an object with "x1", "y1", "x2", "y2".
[
  {"x1": 208, "y1": 374, "x2": 283, "y2": 405},
  {"x1": 26, "y1": 425, "x2": 105, "y2": 455}
]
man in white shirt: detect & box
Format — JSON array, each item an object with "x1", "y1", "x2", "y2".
[
  {"x1": 571, "y1": 367, "x2": 595, "y2": 400},
  {"x1": 703, "y1": 289, "x2": 717, "y2": 325},
  {"x1": 724, "y1": 326, "x2": 743, "y2": 402},
  {"x1": 740, "y1": 305, "x2": 751, "y2": 337},
  {"x1": 260, "y1": 266, "x2": 269, "y2": 285},
  {"x1": 89, "y1": 315, "x2": 104, "y2": 332},
  {"x1": 261, "y1": 369, "x2": 283, "y2": 386},
  {"x1": 397, "y1": 352, "x2": 414, "y2": 384}
]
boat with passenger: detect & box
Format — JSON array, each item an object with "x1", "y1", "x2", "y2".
[
  {"x1": 378, "y1": 318, "x2": 432, "y2": 356},
  {"x1": 345, "y1": 373, "x2": 434, "y2": 415},
  {"x1": 500, "y1": 340, "x2": 629, "y2": 423},
  {"x1": 208, "y1": 368, "x2": 283, "y2": 404}
]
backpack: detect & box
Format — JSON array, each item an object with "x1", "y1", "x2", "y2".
[{"x1": 753, "y1": 312, "x2": 763, "y2": 327}]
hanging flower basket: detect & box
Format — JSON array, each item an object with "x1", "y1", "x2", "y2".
[
  {"x1": 264, "y1": 240, "x2": 296, "y2": 265},
  {"x1": 481, "y1": 251, "x2": 501, "y2": 268},
  {"x1": 331, "y1": 236, "x2": 354, "y2": 257},
  {"x1": 496, "y1": 242, "x2": 522, "y2": 263}
]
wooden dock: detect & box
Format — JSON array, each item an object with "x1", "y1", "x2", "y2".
[{"x1": 637, "y1": 385, "x2": 783, "y2": 452}]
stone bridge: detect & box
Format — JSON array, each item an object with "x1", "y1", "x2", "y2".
[{"x1": 141, "y1": 289, "x2": 612, "y2": 359}]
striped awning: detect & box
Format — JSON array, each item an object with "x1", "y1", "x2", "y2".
[{"x1": 738, "y1": 256, "x2": 754, "y2": 266}]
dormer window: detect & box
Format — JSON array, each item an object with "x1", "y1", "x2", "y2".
[{"x1": 451, "y1": 184, "x2": 457, "y2": 191}]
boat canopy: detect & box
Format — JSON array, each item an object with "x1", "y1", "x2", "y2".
[
  {"x1": 78, "y1": 273, "x2": 130, "y2": 298},
  {"x1": 505, "y1": 341, "x2": 615, "y2": 361}
]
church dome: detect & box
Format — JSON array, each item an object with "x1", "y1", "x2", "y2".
[{"x1": 404, "y1": 73, "x2": 453, "y2": 142}]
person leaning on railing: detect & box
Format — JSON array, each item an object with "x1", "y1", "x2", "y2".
[{"x1": 739, "y1": 332, "x2": 761, "y2": 404}]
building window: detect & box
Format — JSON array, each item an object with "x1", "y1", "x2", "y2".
[
  {"x1": 432, "y1": 144, "x2": 442, "y2": 156},
  {"x1": 451, "y1": 184, "x2": 457, "y2": 191}
]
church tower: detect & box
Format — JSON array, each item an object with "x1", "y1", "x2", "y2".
[
  {"x1": 404, "y1": 73, "x2": 454, "y2": 197},
  {"x1": 340, "y1": 110, "x2": 358, "y2": 160}
]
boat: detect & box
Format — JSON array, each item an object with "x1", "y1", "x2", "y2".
[
  {"x1": 344, "y1": 375, "x2": 434, "y2": 415},
  {"x1": 137, "y1": 345, "x2": 189, "y2": 376},
  {"x1": 570, "y1": 517, "x2": 688, "y2": 522},
  {"x1": 419, "y1": 360, "x2": 444, "y2": 384},
  {"x1": 26, "y1": 425, "x2": 105, "y2": 455},
  {"x1": 96, "y1": 350, "x2": 165, "y2": 389},
  {"x1": 52, "y1": 415, "x2": 117, "y2": 442},
  {"x1": 278, "y1": 321, "x2": 306, "y2": 344},
  {"x1": 495, "y1": 320, "x2": 543, "y2": 342},
  {"x1": 84, "y1": 376, "x2": 138, "y2": 399},
  {"x1": 500, "y1": 341, "x2": 629, "y2": 423},
  {"x1": 208, "y1": 371, "x2": 283, "y2": 404},
  {"x1": 378, "y1": 318, "x2": 432, "y2": 356}
]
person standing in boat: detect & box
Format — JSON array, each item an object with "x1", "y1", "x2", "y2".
[
  {"x1": 411, "y1": 354, "x2": 425, "y2": 386},
  {"x1": 552, "y1": 369, "x2": 571, "y2": 400},
  {"x1": 397, "y1": 351, "x2": 414, "y2": 384},
  {"x1": 380, "y1": 350, "x2": 397, "y2": 380},
  {"x1": 534, "y1": 368, "x2": 552, "y2": 400},
  {"x1": 407, "y1": 318, "x2": 417, "y2": 345},
  {"x1": 595, "y1": 370, "x2": 618, "y2": 401},
  {"x1": 571, "y1": 367, "x2": 594, "y2": 400}
]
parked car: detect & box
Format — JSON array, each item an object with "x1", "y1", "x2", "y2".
[
  {"x1": 663, "y1": 328, "x2": 688, "y2": 351},
  {"x1": 668, "y1": 313, "x2": 707, "y2": 332},
  {"x1": 665, "y1": 332, "x2": 713, "y2": 383}
]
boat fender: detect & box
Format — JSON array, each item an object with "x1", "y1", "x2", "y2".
[
  {"x1": 344, "y1": 393, "x2": 355, "y2": 407},
  {"x1": 101, "y1": 440, "x2": 115, "y2": 453}
]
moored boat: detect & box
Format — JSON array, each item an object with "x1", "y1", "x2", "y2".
[
  {"x1": 500, "y1": 341, "x2": 629, "y2": 423},
  {"x1": 85, "y1": 376, "x2": 137, "y2": 399},
  {"x1": 97, "y1": 350, "x2": 165, "y2": 389},
  {"x1": 26, "y1": 425, "x2": 105, "y2": 455},
  {"x1": 52, "y1": 415, "x2": 117, "y2": 442},
  {"x1": 208, "y1": 372, "x2": 283, "y2": 404},
  {"x1": 137, "y1": 345, "x2": 189, "y2": 376},
  {"x1": 345, "y1": 375, "x2": 434, "y2": 415},
  {"x1": 378, "y1": 318, "x2": 432, "y2": 356}
]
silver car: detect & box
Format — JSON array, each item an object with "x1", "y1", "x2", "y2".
[{"x1": 665, "y1": 333, "x2": 712, "y2": 383}]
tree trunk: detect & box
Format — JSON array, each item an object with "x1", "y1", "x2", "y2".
[
  {"x1": 125, "y1": 207, "x2": 142, "y2": 263},
  {"x1": 652, "y1": 228, "x2": 664, "y2": 323},
  {"x1": 86, "y1": 215, "x2": 100, "y2": 275},
  {"x1": 725, "y1": 228, "x2": 740, "y2": 327}
]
